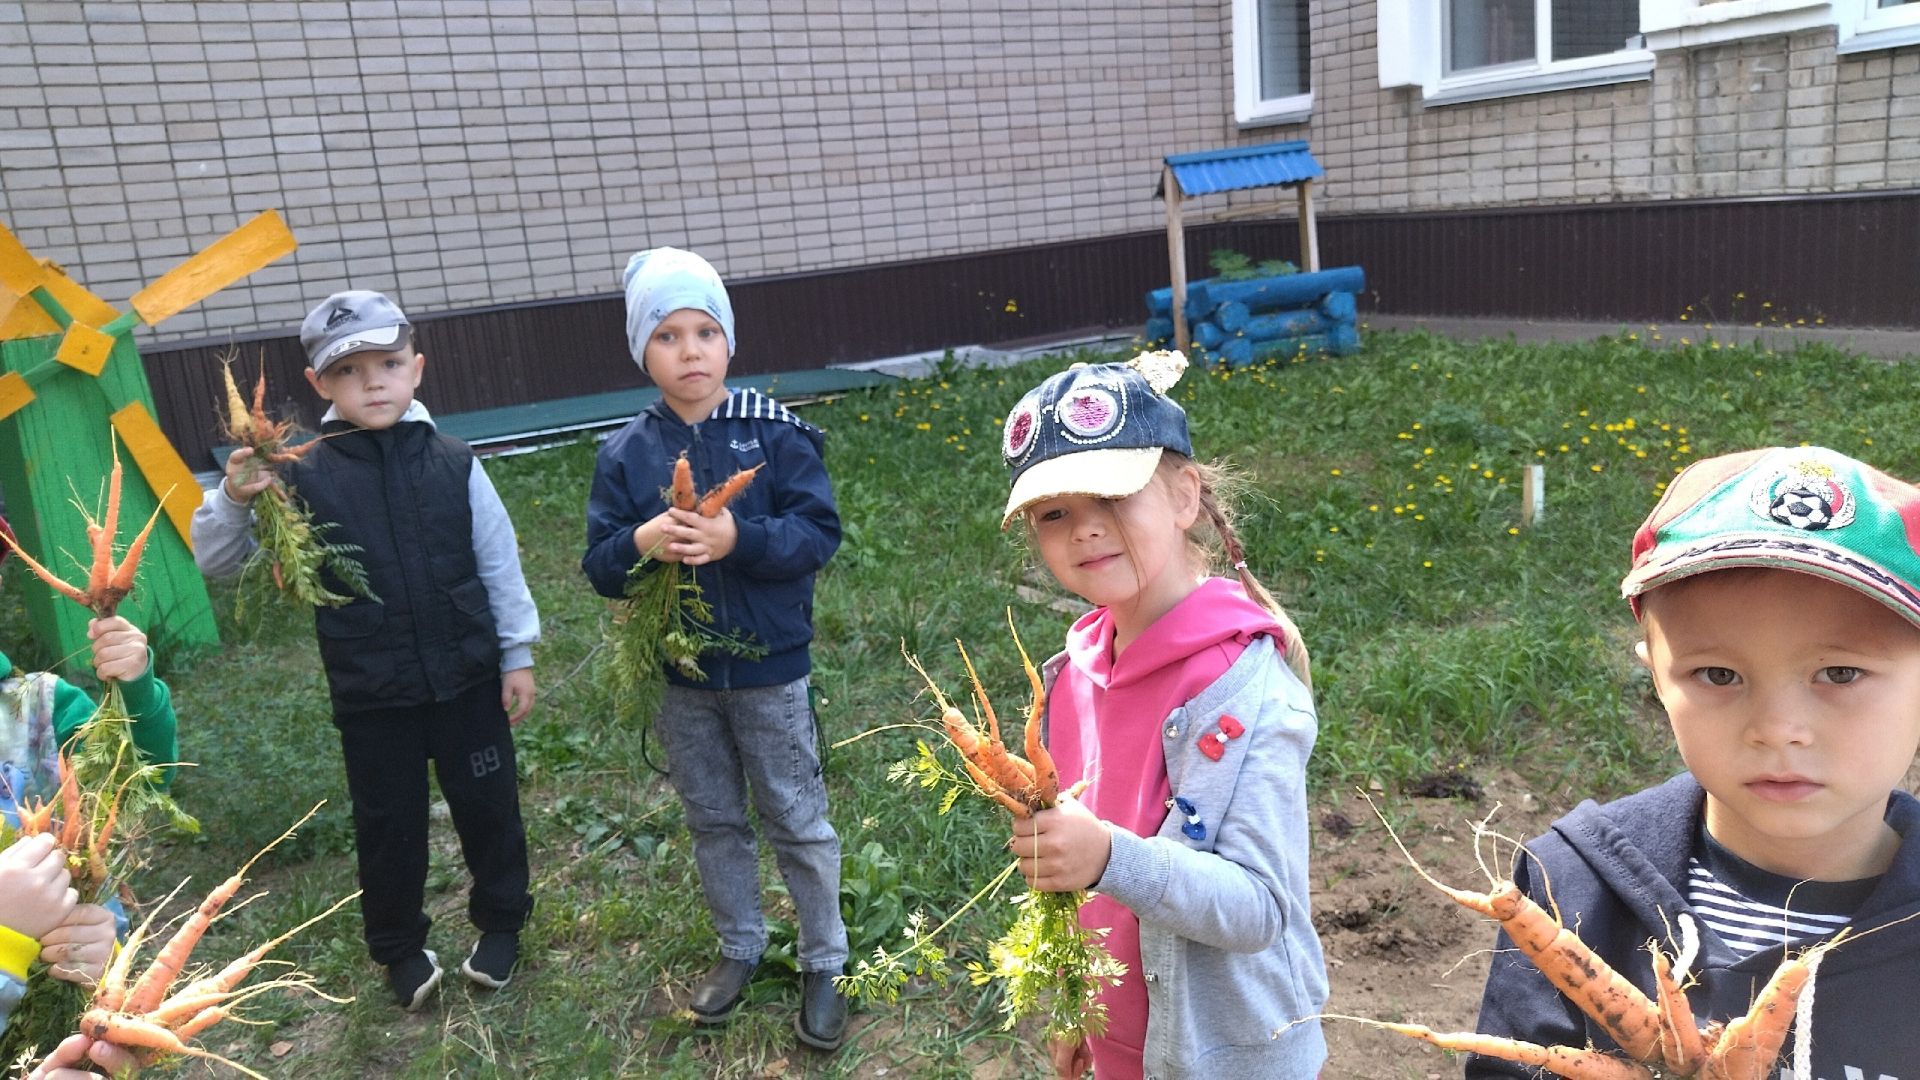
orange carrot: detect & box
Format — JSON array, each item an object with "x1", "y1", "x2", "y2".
[
  {"x1": 671, "y1": 453, "x2": 696, "y2": 511},
  {"x1": 1435, "y1": 881, "x2": 1662, "y2": 1063},
  {"x1": 1365, "y1": 1020, "x2": 1654, "y2": 1080},
  {"x1": 0, "y1": 529, "x2": 90, "y2": 608},
  {"x1": 15, "y1": 797, "x2": 53, "y2": 837},
  {"x1": 696, "y1": 463, "x2": 763, "y2": 517},
  {"x1": 1009, "y1": 617, "x2": 1059, "y2": 807},
  {"x1": 73, "y1": 1010, "x2": 267, "y2": 1079},
  {"x1": 102, "y1": 455, "x2": 122, "y2": 567},
  {"x1": 104, "y1": 500, "x2": 167, "y2": 600},
  {"x1": 121, "y1": 871, "x2": 248, "y2": 1015},
  {"x1": 1697, "y1": 950, "x2": 1817, "y2": 1080},
  {"x1": 171, "y1": 1004, "x2": 230, "y2": 1041},
  {"x1": 86, "y1": 523, "x2": 110, "y2": 601},
  {"x1": 955, "y1": 642, "x2": 1032, "y2": 804},
  {"x1": 55, "y1": 754, "x2": 82, "y2": 851},
  {"x1": 1650, "y1": 946, "x2": 1705, "y2": 1074}
]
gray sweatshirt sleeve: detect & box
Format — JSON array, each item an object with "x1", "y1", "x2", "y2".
[
  {"x1": 189, "y1": 483, "x2": 259, "y2": 580},
  {"x1": 469, "y1": 458, "x2": 540, "y2": 672},
  {"x1": 1093, "y1": 646, "x2": 1317, "y2": 955}
]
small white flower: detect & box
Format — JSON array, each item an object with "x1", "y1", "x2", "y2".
[{"x1": 1129, "y1": 349, "x2": 1188, "y2": 395}]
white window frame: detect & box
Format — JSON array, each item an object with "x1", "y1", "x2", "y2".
[
  {"x1": 1378, "y1": 0, "x2": 1653, "y2": 106},
  {"x1": 1838, "y1": 0, "x2": 1920, "y2": 52},
  {"x1": 1232, "y1": 0, "x2": 1313, "y2": 127}
]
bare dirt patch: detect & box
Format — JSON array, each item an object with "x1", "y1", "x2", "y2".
[{"x1": 1315, "y1": 770, "x2": 1568, "y2": 1080}]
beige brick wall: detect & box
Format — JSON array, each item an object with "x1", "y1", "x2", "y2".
[{"x1": 2, "y1": 1, "x2": 1915, "y2": 347}]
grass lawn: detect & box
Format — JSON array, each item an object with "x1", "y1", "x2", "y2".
[{"x1": 13, "y1": 328, "x2": 1920, "y2": 1078}]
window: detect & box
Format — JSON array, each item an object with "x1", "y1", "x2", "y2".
[
  {"x1": 1375, "y1": 0, "x2": 1652, "y2": 104},
  {"x1": 1445, "y1": 0, "x2": 1640, "y2": 75},
  {"x1": 1233, "y1": 0, "x2": 1311, "y2": 126},
  {"x1": 1843, "y1": 0, "x2": 1920, "y2": 51}
]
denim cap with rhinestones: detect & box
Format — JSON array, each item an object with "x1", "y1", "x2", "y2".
[
  {"x1": 1621, "y1": 445, "x2": 1920, "y2": 628},
  {"x1": 301, "y1": 290, "x2": 411, "y2": 373},
  {"x1": 1000, "y1": 351, "x2": 1194, "y2": 529}
]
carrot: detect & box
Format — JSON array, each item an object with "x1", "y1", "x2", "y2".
[
  {"x1": 1008, "y1": 615, "x2": 1059, "y2": 807},
  {"x1": 1358, "y1": 1019, "x2": 1655, "y2": 1080},
  {"x1": 121, "y1": 871, "x2": 249, "y2": 1015},
  {"x1": 171, "y1": 1004, "x2": 229, "y2": 1041},
  {"x1": 940, "y1": 707, "x2": 1032, "y2": 816},
  {"x1": 0, "y1": 528, "x2": 90, "y2": 608},
  {"x1": 55, "y1": 754, "x2": 83, "y2": 851},
  {"x1": 75, "y1": 1010, "x2": 269, "y2": 1080},
  {"x1": 104, "y1": 499, "x2": 167, "y2": 600},
  {"x1": 101, "y1": 456, "x2": 122, "y2": 570},
  {"x1": 1650, "y1": 945, "x2": 1705, "y2": 1074},
  {"x1": 955, "y1": 642, "x2": 1033, "y2": 804},
  {"x1": 670, "y1": 453, "x2": 696, "y2": 511},
  {"x1": 15, "y1": 797, "x2": 53, "y2": 837},
  {"x1": 86, "y1": 523, "x2": 110, "y2": 600},
  {"x1": 1697, "y1": 947, "x2": 1821, "y2": 1080},
  {"x1": 1430, "y1": 880, "x2": 1662, "y2": 1063},
  {"x1": 696, "y1": 463, "x2": 762, "y2": 517}
]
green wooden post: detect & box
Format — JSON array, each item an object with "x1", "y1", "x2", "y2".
[{"x1": 0, "y1": 327, "x2": 218, "y2": 675}]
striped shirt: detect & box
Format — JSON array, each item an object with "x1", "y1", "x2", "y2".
[{"x1": 1685, "y1": 827, "x2": 1874, "y2": 959}]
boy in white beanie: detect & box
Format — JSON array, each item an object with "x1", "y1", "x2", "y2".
[{"x1": 583, "y1": 247, "x2": 850, "y2": 1051}]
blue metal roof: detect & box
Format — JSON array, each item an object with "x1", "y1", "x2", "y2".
[{"x1": 1161, "y1": 140, "x2": 1324, "y2": 196}]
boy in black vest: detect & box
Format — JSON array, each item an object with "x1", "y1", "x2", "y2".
[{"x1": 191, "y1": 290, "x2": 540, "y2": 1011}]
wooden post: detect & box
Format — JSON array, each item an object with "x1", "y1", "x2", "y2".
[
  {"x1": 1165, "y1": 165, "x2": 1190, "y2": 357},
  {"x1": 1296, "y1": 179, "x2": 1321, "y2": 273},
  {"x1": 1520, "y1": 464, "x2": 1545, "y2": 527}
]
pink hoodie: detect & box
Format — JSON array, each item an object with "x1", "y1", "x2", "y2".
[{"x1": 1046, "y1": 577, "x2": 1288, "y2": 1078}]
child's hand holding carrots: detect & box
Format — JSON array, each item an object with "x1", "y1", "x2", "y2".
[
  {"x1": 1009, "y1": 793, "x2": 1112, "y2": 893},
  {"x1": 25, "y1": 1032, "x2": 138, "y2": 1080},
  {"x1": 1048, "y1": 1035, "x2": 1092, "y2": 1079},
  {"x1": 87, "y1": 616, "x2": 150, "y2": 682},
  {"x1": 219, "y1": 446, "x2": 276, "y2": 504},
  {"x1": 660, "y1": 505, "x2": 738, "y2": 567},
  {"x1": 0, "y1": 834, "x2": 77, "y2": 941},
  {"x1": 40, "y1": 903, "x2": 115, "y2": 984},
  {"x1": 630, "y1": 510, "x2": 687, "y2": 563}
]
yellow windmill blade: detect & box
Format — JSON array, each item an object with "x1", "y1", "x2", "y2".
[{"x1": 130, "y1": 209, "x2": 297, "y2": 326}]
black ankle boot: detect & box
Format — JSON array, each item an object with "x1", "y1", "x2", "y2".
[
  {"x1": 795, "y1": 968, "x2": 849, "y2": 1050},
  {"x1": 689, "y1": 956, "x2": 759, "y2": 1024}
]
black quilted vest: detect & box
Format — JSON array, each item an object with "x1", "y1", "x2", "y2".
[{"x1": 287, "y1": 421, "x2": 500, "y2": 714}]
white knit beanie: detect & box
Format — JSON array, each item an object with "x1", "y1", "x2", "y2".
[{"x1": 621, "y1": 246, "x2": 736, "y2": 369}]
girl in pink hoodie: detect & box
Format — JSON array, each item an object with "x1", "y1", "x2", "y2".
[{"x1": 1001, "y1": 351, "x2": 1328, "y2": 1080}]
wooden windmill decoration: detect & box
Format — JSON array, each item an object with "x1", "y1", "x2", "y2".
[{"x1": 0, "y1": 211, "x2": 297, "y2": 671}]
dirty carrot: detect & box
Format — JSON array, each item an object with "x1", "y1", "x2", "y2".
[
  {"x1": 1698, "y1": 946, "x2": 1823, "y2": 1080},
  {"x1": 1650, "y1": 946, "x2": 1706, "y2": 1074},
  {"x1": 696, "y1": 463, "x2": 763, "y2": 517},
  {"x1": 75, "y1": 1011, "x2": 270, "y2": 1080},
  {"x1": 1431, "y1": 879, "x2": 1662, "y2": 1062},
  {"x1": 1346, "y1": 1018, "x2": 1656, "y2": 1080},
  {"x1": 670, "y1": 453, "x2": 696, "y2": 511}
]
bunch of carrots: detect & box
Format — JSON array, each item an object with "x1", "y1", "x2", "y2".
[
  {"x1": 1324, "y1": 810, "x2": 1842, "y2": 1079},
  {"x1": 604, "y1": 453, "x2": 765, "y2": 724},
  {"x1": 23, "y1": 805, "x2": 358, "y2": 1080},
  {"x1": 836, "y1": 617, "x2": 1123, "y2": 1043},
  {"x1": 216, "y1": 355, "x2": 375, "y2": 609},
  {"x1": 0, "y1": 445, "x2": 200, "y2": 1068}
]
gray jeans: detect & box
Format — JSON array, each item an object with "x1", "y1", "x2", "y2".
[{"x1": 656, "y1": 676, "x2": 849, "y2": 972}]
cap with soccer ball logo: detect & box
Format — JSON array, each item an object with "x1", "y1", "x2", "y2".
[
  {"x1": 1000, "y1": 350, "x2": 1194, "y2": 529},
  {"x1": 1621, "y1": 445, "x2": 1920, "y2": 628}
]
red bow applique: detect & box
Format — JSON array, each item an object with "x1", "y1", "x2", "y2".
[{"x1": 1196, "y1": 714, "x2": 1244, "y2": 761}]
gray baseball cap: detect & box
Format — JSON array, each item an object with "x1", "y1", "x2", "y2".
[{"x1": 300, "y1": 290, "x2": 412, "y2": 372}]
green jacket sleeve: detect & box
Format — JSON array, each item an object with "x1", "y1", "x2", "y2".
[{"x1": 49, "y1": 653, "x2": 180, "y2": 788}]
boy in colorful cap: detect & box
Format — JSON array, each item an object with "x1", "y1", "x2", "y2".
[
  {"x1": 192, "y1": 289, "x2": 541, "y2": 1011},
  {"x1": 1000, "y1": 352, "x2": 1327, "y2": 1078},
  {"x1": 583, "y1": 248, "x2": 850, "y2": 1050},
  {"x1": 1468, "y1": 446, "x2": 1920, "y2": 1076}
]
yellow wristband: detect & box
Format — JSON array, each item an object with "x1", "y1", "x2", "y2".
[{"x1": 0, "y1": 924, "x2": 38, "y2": 981}]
